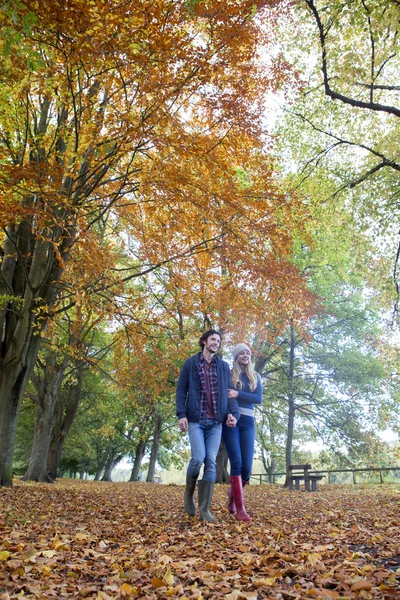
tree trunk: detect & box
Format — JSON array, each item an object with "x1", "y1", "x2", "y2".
[
  {"x1": 267, "y1": 459, "x2": 276, "y2": 484},
  {"x1": 101, "y1": 459, "x2": 115, "y2": 482},
  {"x1": 130, "y1": 439, "x2": 147, "y2": 482},
  {"x1": 146, "y1": 414, "x2": 162, "y2": 482},
  {"x1": 94, "y1": 465, "x2": 104, "y2": 481},
  {"x1": 284, "y1": 323, "x2": 296, "y2": 487},
  {"x1": 22, "y1": 394, "x2": 57, "y2": 483},
  {"x1": 0, "y1": 187, "x2": 75, "y2": 487},
  {"x1": 23, "y1": 354, "x2": 69, "y2": 482},
  {"x1": 47, "y1": 362, "x2": 85, "y2": 480},
  {"x1": 101, "y1": 453, "x2": 123, "y2": 482},
  {"x1": 0, "y1": 327, "x2": 41, "y2": 486},
  {"x1": 260, "y1": 442, "x2": 277, "y2": 484},
  {"x1": 215, "y1": 442, "x2": 230, "y2": 483}
]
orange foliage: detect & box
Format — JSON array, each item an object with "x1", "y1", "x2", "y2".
[
  {"x1": 0, "y1": 0, "x2": 311, "y2": 330},
  {"x1": 0, "y1": 0, "x2": 317, "y2": 487}
]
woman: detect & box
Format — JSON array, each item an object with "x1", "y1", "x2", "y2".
[{"x1": 222, "y1": 343, "x2": 262, "y2": 522}]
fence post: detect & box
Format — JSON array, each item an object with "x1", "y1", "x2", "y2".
[
  {"x1": 380, "y1": 469, "x2": 383, "y2": 484},
  {"x1": 328, "y1": 472, "x2": 331, "y2": 484},
  {"x1": 353, "y1": 471, "x2": 356, "y2": 484}
]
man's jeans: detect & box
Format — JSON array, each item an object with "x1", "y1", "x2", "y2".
[
  {"x1": 222, "y1": 415, "x2": 255, "y2": 482},
  {"x1": 187, "y1": 420, "x2": 222, "y2": 482}
]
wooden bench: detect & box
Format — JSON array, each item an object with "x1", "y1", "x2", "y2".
[
  {"x1": 288, "y1": 464, "x2": 324, "y2": 492},
  {"x1": 288, "y1": 464, "x2": 311, "y2": 491},
  {"x1": 307, "y1": 473, "x2": 324, "y2": 491}
]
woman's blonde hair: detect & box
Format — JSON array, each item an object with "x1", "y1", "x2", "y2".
[{"x1": 231, "y1": 357, "x2": 258, "y2": 392}]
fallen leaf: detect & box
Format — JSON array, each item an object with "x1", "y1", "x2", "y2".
[
  {"x1": 163, "y1": 567, "x2": 175, "y2": 585},
  {"x1": 151, "y1": 577, "x2": 167, "y2": 588},
  {"x1": 41, "y1": 550, "x2": 56, "y2": 558},
  {"x1": 253, "y1": 577, "x2": 276, "y2": 586},
  {"x1": 350, "y1": 579, "x2": 372, "y2": 591}
]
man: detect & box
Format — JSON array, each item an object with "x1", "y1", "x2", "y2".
[{"x1": 176, "y1": 329, "x2": 239, "y2": 522}]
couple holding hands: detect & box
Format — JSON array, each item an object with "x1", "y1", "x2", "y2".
[{"x1": 176, "y1": 329, "x2": 262, "y2": 523}]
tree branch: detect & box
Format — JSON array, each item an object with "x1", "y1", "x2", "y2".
[{"x1": 305, "y1": 0, "x2": 400, "y2": 118}]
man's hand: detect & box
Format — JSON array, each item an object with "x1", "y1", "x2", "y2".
[
  {"x1": 228, "y1": 389, "x2": 239, "y2": 398},
  {"x1": 226, "y1": 414, "x2": 237, "y2": 428},
  {"x1": 178, "y1": 417, "x2": 188, "y2": 432}
]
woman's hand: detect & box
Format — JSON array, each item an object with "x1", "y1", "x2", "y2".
[
  {"x1": 228, "y1": 389, "x2": 239, "y2": 398},
  {"x1": 226, "y1": 414, "x2": 237, "y2": 428}
]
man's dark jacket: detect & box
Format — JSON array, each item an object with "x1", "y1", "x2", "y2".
[{"x1": 176, "y1": 353, "x2": 240, "y2": 423}]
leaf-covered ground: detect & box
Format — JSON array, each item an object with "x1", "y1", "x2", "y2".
[{"x1": 0, "y1": 481, "x2": 399, "y2": 599}]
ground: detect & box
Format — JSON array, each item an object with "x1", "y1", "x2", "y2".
[{"x1": 0, "y1": 480, "x2": 399, "y2": 599}]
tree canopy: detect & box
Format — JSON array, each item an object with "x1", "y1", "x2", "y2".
[{"x1": 1, "y1": 0, "x2": 399, "y2": 486}]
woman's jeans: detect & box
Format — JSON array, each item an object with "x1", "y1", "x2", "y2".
[
  {"x1": 187, "y1": 420, "x2": 222, "y2": 482},
  {"x1": 222, "y1": 415, "x2": 255, "y2": 482}
]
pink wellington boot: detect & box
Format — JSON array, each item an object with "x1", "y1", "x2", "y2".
[{"x1": 230, "y1": 475, "x2": 251, "y2": 522}]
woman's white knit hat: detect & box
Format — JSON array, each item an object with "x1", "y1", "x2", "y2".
[{"x1": 232, "y1": 343, "x2": 251, "y2": 361}]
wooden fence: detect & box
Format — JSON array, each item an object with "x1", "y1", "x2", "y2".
[{"x1": 250, "y1": 466, "x2": 400, "y2": 485}]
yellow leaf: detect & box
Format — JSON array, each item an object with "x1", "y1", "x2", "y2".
[
  {"x1": 0, "y1": 551, "x2": 10, "y2": 561},
  {"x1": 51, "y1": 534, "x2": 69, "y2": 551},
  {"x1": 119, "y1": 583, "x2": 137, "y2": 597},
  {"x1": 308, "y1": 552, "x2": 322, "y2": 565},
  {"x1": 53, "y1": 541, "x2": 69, "y2": 551},
  {"x1": 164, "y1": 567, "x2": 175, "y2": 586},
  {"x1": 41, "y1": 550, "x2": 56, "y2": 558},
  {"x1": 166, "y1": 585, "x2": 184, "y2": 596},
  {"x1": 254, "y1": 577, "x2": 276, "y2": 586}
]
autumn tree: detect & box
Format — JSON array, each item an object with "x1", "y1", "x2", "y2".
[
  {"x1": 112, "y1": 327, "x2": 181, "y2": 482},
  {"x1": 1, "y1": 0, "x2": 315, "y2": 486}
]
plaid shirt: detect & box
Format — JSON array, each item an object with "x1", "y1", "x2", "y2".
[{"x1": 198, "y1": 352, "x2": 218, "y2": 423}]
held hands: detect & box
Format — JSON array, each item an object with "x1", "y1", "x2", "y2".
[
  {"x1": 179, "y1": 415, "x2": 236, "y2": 430},
  {"x1": 178, "y1": 417, "x2": 188, "y2": 432},
  {"x1": 228, "y1": 389, "x2": 239, "y2": 398},
  {"x1": 226, "y1": 413, "x2": 237, "y2": 428}
]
